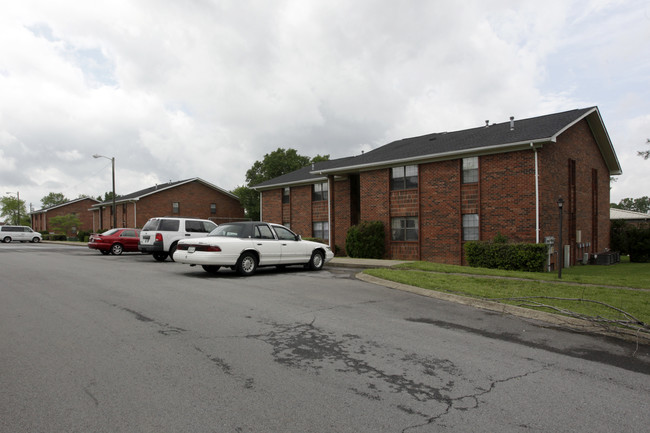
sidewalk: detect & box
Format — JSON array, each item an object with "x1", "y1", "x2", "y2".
[{"x1": 328, "y1": 257, "x2": 411, "y2": 269}]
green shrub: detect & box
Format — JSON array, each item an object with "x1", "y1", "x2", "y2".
[
  {"x1": 465, "y1": 241, "x2": 548, "y2": 272},
  {"x1": 611, "y1": 221, "x2": 650, "y2": 262},
  {"x1": 628, "y1": 225, "x2": 650, "y2": 263},
  {"x1": 345, "y1": 220, "x2": 385, "y2": 259}
]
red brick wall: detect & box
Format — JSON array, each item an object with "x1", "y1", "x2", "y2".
[
  {"x1": 333, "y1": 177, "x2": 351, "y2": 254},
  {"x1": 95, "y1": 181, "x2": 244, "y2": 231},
  {"x1": 419, "y1": 160, "x2": 462, "y2": 264},
  {"x1": 360, "y1": 168, "x2": 390, "y2": 257},
  {"x1": 480, "y1": 151, "x2": 537, "y2": 243},
  {"x1": 537, "y1": 119, "x2": 611, "y2": 264},
  {"x1": 262, "y1": 189, "x2": 282, "y2": 223},
  {"x1": 290, "y1": 185, "x2": 312, "y2": 237},
  {"x1": 32, "y1": 199, "x2": 98, "y2": 236}
]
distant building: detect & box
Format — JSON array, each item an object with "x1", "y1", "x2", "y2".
[
  {"x1": 31, "y1": 197, "x2": 101, "y2": 236},
  {"x1": 254, "y1": 107, "x2": 621, "y2": 268},
  {"x1": 610, "y1": 208, "x2": 650, "y2": 227},
  {"x1": 89, "y1": 177, "x2": 245, "y2": 231}
]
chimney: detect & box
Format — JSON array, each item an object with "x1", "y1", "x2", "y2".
[
  {"x1": 510, "y1": 116, "x2": 515, "y2": 131},
  {"x1": 485, "y1": 120, "x2": 489, "y2": 128}
]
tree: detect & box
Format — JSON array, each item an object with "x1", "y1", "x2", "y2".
[
  {"x1": 0, "y1": 196, "x2": 28, "y2": 225},
  {"x1": 638, "y1": 138, "x2": 649, "y2": 160},
  {"x1": 611, "y1": 196, "x2": 650, "y2": 214},
  {"x1": 41, "y1": 192, "x2": 68, "y2": 208},
  {"x1": 48, "y1": 214, "x2": 82, "y2": 237},
  {"x1": 234, "y1": 148, "x2": 330, "y2": 221}
]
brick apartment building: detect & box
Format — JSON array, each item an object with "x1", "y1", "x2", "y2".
[
  {"x1": 253, "y1": 107, "x2": 622, "y2": 268},
  {"x1": 31, "y1": 197, "x2": 101, "y2": 236},
  {"x1": 90, "y1": 178, "x2": 245, "y2": 231}
]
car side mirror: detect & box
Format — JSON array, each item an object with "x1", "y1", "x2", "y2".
[{"x1": 297, "y1": 235, "x2": 301, "y2": 241}]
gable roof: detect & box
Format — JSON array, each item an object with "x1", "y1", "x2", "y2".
[
  {"x1": 254, "y1": 107, "x2": 621, "y2": 190},
  {"x1": 31, "y1": 197, "x2": 100, "y2": 214},
  {"x1": 91, "y1": 177, "x2": 239, "y2": 208},
  {"x1": 610, "y1": 208, "x2": 650, "y2": 220}
]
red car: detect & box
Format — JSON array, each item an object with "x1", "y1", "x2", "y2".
[{"x1": 88, "y1": 228, "x2": 141, "y2": 255}]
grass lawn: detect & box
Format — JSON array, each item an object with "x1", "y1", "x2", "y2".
[{"x1": 365, "y1": 256, "x2": 650, "y2": 332}]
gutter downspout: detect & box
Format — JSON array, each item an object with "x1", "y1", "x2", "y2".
[
  {"x1": 259, "y1": 192, "x2": 263, "y2": 221},
  {"x1": 531, "y1": 143, "x2": 540, "y2": 243}
]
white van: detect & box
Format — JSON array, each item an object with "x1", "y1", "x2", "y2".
[{"x1": 1, "y1": 226, "x2": 43, "y2": 243}]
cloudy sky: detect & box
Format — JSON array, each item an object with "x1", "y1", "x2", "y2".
[{"x1": 1, "y1": 0, "x2": 649, "y2": 212}]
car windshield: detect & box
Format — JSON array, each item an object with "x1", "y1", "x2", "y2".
[
  {"x1": 208, "y1": 223, "x2": 247, "y2": 238},
  {"x1": 101, "y1": 229, "x2": 120, "y2": 236}
]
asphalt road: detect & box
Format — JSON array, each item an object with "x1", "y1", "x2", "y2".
[{"x1": 1, "y1": 243, "x2": 649, "y2": 432}]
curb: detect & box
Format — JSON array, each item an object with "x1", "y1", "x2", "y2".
[{"x1": 356, "y1": 273, "x2": 650, "y2": 346}]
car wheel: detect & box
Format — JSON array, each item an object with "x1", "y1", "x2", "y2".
[
  {"x1": 2, "y1": 236, "x2": 11, "y2": 243},
  {"x1": 100, "y1": 250, "x2": 110, "y2": 255},
  {"x1": 168, "y1": 243, "x2": 178, "y2": 262},
  {"x1": 236, "y1": 251, "x2": 257, "y2": 276},
  {"x1": 201, "y1": 265, "x2": 221, "y2": 275},
  {"x1": 153, "y1": 252, "x2": 168, "y2": 262},
  {"x1": 307, "y1": 250, "x2": 325, "y2": 271},
  {"x1": 111, "y1": 243, "x2": 124, "y2": 255},
  {"x1": 31, "y1": 237, "x2": 41, "y2": 243}
]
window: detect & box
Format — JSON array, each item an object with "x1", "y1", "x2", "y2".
[
  {"x1": 274, "y1": 225, "x2": 298, "y2": 241},
  {"x1": 282, "y1": 187, "x2": 290, "y2": 204},
  {"x1": 463, "y1": 157, "x2": 478, "y2": 183},
  {"x1": 462, "y1": 214, "x2": 479, "y2": 241},
  {"x1": 210, "y1": 203, "x2": 216, "y2": 215},
  {"x1": 313, "y1": 221, "x2": 329, "y2": 240},
  {"x1": 254, "y1": 224, "x2": 275, "y2": 239},
  {"x1": 391, "y1": 217, "x2": 418, "y2": 241},
  {"x1": 390, "y1": 165, "x2": 418, "y2": 190},
  {"x1": 172, "y1": 202, "x2": 180, "y2": 214},
  {"x1": 312, "y1": 182, "x2": 328, "y2": 201},
  {"x1": 121, "y1": 230, "x2": 136, "y2": 237}
]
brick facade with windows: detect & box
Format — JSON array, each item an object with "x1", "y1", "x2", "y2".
[
  {"x1": 91, "y1": 178, "x2": 244, "y2": 231},
  {"x1": 31, "y1": 197, "x2": 100, "y2": 237},
  {"x1": 255, "y1": 108, "x2": 621, "y2": 269}
]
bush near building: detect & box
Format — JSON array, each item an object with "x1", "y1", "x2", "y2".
[
  {"x1": 465, "y1": 239, "x2": 548, "y2": 272},
  {"x1": 346, "y1": 221, "x2": 385, "y2": 259}
]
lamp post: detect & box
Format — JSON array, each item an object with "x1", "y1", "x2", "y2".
[
  {"x1": 93, "y1": 154, "x2": 116, "y2": 228},
  {"x1": 6, "y1": 191, "x2": 19, "y2": 225},
  {"x1": 557, "y1": 197, "x2": 564, "y2": 279}
]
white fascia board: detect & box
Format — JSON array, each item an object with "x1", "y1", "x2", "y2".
[
  {"x1": 313, "y1": 139, "x2": 551, "y2": 175},
  {"x1": 253, "y1": 176, "x2": 329, "y2": 191}
]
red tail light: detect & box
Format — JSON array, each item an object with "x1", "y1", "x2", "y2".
[
  {"x1": 155, "y1": 233, "x2": 163, "y2": 242},
  {"x1": 177, "y1": 244, "x2": 221, "y2": 252}
]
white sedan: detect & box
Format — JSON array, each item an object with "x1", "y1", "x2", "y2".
[{"x1": 173, "y1": 221, "x2": 334, "y2": 276}]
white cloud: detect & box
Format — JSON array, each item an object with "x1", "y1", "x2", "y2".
[{"x1": 0, "y1": 0, "x2": 648, "y2": 211}]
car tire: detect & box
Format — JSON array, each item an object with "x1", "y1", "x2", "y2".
[
  {"x1": 100, "y1": 250, "x2": 110, "y2": 255},
  {"x1": 236, "y1": 251, "x2": 257, "y2": 276},
  {"x1": 169, "y1": 243, "x2": 178, "y2": 262},
  {"x1": 307, "y1": 250, "x2": 325, "y2": 271},
  {"x1": 153, "y1": 252, "x2": 168, "y2": 262},
  {"x1": 111, "y1": 243, "x2": 124, "y2": 255},
  {"x1": 31, "y1": 237, "x2": 41, "y2": 243},
  {"x1": 201, "y1": 265, "x2": 221, "y2": 274},
  {"x1": 2, "y1": 236, "x2": 11, "y2": 243}
]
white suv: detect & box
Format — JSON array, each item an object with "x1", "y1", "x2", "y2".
[
  {"x1": 1, "y1": 225, "x2": 43, "y2": 243},
  {"x1": 138, "y1": 217, "x2": 217, "y2": 261}
]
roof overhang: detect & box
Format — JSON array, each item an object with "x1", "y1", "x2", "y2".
[{"x1": 313, "y1": 140, "x2": 548, "y2": 176}]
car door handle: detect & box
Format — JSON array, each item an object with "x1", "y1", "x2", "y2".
[{"x1": 185, "y1": 234, "x2": 191, "y2": 236}]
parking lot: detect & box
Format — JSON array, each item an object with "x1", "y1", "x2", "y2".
[{"x1": 1, "y1": 242, "x2": 649, "y2": 432}]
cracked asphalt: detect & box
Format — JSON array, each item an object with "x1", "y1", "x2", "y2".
[{"x1": 1, "y1": 244, "x2": 649, "y2": 432}]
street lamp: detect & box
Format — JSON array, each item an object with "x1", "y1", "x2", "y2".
[
  {"x1": 6, "y1": 191, "x2": 19, "y2": 225},
  {"x1": 557, "y1": 197, "x2": 564, "y2": 279},
  {"x1": 93, "y1": 154, "x2": 116, "y2": 228}
]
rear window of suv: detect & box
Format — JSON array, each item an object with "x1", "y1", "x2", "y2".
[{"x1": 185, "y1": 220, "x2": 216, "y2": 232}]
